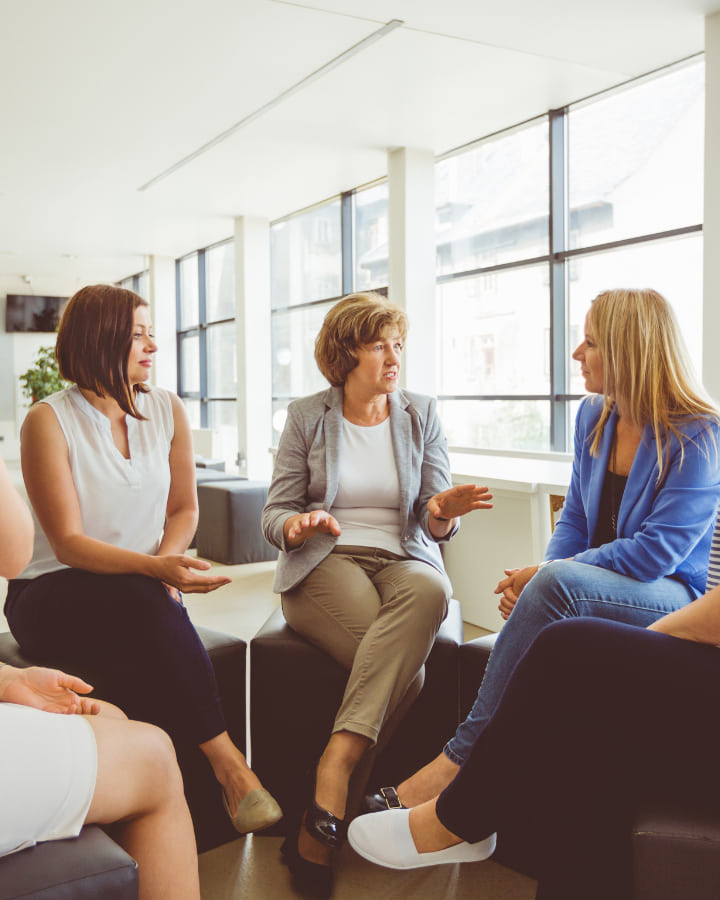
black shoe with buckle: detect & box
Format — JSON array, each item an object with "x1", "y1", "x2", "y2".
[{"x1": 363, "y1": 786, "x2": 406, "y2": 813}]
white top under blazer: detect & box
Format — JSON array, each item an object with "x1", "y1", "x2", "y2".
[{"x1": 18, "y1": 384, "x2": 175, "y2": 580}]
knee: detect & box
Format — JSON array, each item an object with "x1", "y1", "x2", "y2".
[
  {"x1": 517, "y1": 561, "x2": 576, "y2": 612},
  {"x1": 410, "y1": 580, "x2": 449, "y2": 627},
  {"x1": 130, "y1": 722, "x2": 183, "y2": 802}
]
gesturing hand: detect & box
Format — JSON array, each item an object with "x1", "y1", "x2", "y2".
[
  {"x1": 0, "y1": 665, "x2": 101, "y2": 715},
  {"x1": 283, "y1": 510, "x2": 341, "y2": 549},
  {"x1": 153, "y1": 555, "x2": 232, "y2": 594},
  {"x1": 428, "y1": 484, "x2": 493, "y2": 522}
]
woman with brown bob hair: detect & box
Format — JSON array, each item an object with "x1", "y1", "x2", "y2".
[
  {"x1": 262, "y1": 291, "x2": 493, "y2": 897},
  {"x1": 5, "y1": 284, "x2": 282, "y2": 837}
]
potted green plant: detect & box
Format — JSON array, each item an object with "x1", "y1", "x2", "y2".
[{"x1": 19, "y1": 345, "x2": 69, "y2": 404}]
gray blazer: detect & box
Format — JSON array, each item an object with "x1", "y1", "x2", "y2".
[{"x1": 262, "y1": 386, "x2": 458, "y2": 593}]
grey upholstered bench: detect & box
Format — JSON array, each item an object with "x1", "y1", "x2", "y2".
[{"x1": 196, "y1": 480, "x2": 278, "y2": 565}]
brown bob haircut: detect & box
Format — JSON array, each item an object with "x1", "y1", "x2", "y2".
[
  {"x1": 55, "y1": 284, "x2": 150, "y2": 419},
  {"x1": 314, "y1": 292, "x2": 408, "y2": 386}
]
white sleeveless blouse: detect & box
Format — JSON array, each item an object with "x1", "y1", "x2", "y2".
[{"x1": 19, "y1": 384, "x2": 175, "y2": 579}]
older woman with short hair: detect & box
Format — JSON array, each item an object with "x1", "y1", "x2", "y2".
[{"x1": 262, "y1": 292, "x2": 492, "y2": 897}]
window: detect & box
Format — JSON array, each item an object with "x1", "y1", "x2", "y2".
[
  {"x1": 118, "y1": 270, "x2": 149, "y2": 298},
  {"x1": 270, "y1": 182, "x2": 389, "y2": 442},
  {"x1": 436, "y1": 57, "x2": 704, "y2": 453},
  {"x1": 176, "y1": 239, "x2": 238, "y2": 467}
]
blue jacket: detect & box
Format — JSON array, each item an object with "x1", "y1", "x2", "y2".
[
  {"x1": 262, "y1": 386, "x2": 457, "y2": 594},
  {"x1": 547, "y1": 395, "x2": 720, "y2": 597}
]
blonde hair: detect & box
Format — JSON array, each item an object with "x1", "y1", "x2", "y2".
[
  {"x1": 587, "y1": 288, "x2": 718, "y2": 477},
  {"x1": 314, "y1": 292, "x2": 408, "y2": 386}
]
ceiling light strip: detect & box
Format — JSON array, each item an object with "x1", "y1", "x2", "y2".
[{"x1": 138, "y1": 18, "x2": 403, "y2": 192}]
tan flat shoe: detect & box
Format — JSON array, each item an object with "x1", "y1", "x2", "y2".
[{"x1": 223, "y1": 787, "x2": 283, "y2": 834}]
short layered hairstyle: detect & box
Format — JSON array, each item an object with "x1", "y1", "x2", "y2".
[
  {"x1": 55, "y1": 284, "x2": 150, "y2": 419},
  {"x1": 314, "y1": 292, "x2": 408, "y2": 386}
]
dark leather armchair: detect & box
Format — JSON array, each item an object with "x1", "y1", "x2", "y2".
[{"x1": 0, "y1": 625, "x2": 247, "y2": 898}]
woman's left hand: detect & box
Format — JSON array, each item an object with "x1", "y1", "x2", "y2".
[
  {"x1": 428, "y1": 484, "x2": 493, "y2": 522},
  {"x1": 0, "y1": 665, "x2": 101, "y2": 715}
]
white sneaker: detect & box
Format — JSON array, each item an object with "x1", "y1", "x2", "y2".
[{"x1": 348, "y1": 809, "x2": 496, "y2": 870}]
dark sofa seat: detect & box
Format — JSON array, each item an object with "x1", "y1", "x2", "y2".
[
  {"x1": 0, "y1": 621, "x2": 247, "y2": 897},
  {"x1": 0, "y1": 826, "x2": 137, "y2": 900},
  {"x1": 248, "y1": 598, "x2": 464, "y2": 832}
]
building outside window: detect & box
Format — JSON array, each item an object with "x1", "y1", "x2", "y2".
[
  {"x1": 270, "y1": 182, "x2": 389, "y2": 443},
  {"x1": 435, "y1": 56, "x2": 704, "y2": 454},
  {"x1": 176, "y1": 239, "x2": 238, "y2": 468}
]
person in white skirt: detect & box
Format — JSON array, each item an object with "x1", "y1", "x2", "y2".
[{"x1": 0, "y1": 451, "x2": 200, "y2": 898}]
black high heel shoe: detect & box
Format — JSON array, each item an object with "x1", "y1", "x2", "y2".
[
  {"x1": 280, "y1": 786, "x2": 348, "y2": 897},
  {"x1": 304, "y1": 799, "x2": 348, "y2": 850},
  {"x1": 281, "y1": 821, "x2": 333, "y2": 900}
]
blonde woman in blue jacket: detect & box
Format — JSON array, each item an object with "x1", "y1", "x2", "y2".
[
  {"x1": 262, "y1": 292, "x2": 492, "y2": 897},
  {"x1": 376, "y1": 288, "x2": 720, "y2": 812}
]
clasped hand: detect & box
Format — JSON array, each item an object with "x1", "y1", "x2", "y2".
[
  {"x1": 283, "y1": 510, "x2": 341, "y2": 549},
  {"x1": 427, "y1": 484, "x2": 493, "y2": 522},
  {"x1": 494, "y1": 565, "x2": 540, "y2": 620},
  {"x1": 153, "y1": 554, "x2": 231, "y2": 594}
]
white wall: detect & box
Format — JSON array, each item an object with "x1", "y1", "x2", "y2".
[{"x1": 704, "y1": 11, "x2": 720, "y2": 400}]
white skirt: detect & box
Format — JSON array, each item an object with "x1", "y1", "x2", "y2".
[{"x1": 0, "y1": 705, "x2": 98, "y2": 857}]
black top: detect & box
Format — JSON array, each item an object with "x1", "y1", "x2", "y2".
[{"x1": 592, "y1": 469, "x2": 628, "y2": 548}]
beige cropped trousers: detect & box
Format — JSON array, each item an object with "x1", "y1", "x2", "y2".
[{"x1": 280, "y1": 545, "x2": 451, "y2": 744}]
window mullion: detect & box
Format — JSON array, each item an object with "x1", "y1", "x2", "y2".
[
  {"x1": 198, "y1": 250, "x2": 208, "y2": 428},
  {"x1": 341, "y1": 191, "x2": 353, "y2": 294},
  {"x1": 549, "y1": 107, "x2": 568, "y2": 452}
]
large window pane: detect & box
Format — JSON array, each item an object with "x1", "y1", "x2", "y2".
[
  {"x1": 271, "y1": 201, "x2": 342, "y2": 309},
  {"x1": 568, "y1": 60, "x2": 704, "y2": 249},
  {"x1": 438, "y1": 264, "x2": 551, "y2": 398},
  {"x1": 207, "y1": 322, "x2": 237, "y2": 398},
  {"x1": 272, "y1": 304, "x2": 331, "y2": 399},
  {"x1": 206, "y1": 242, "x2": 235, "y2": 322},
  {"x1": 180, "y1": 334, "x2": 200, "y2": 394},
  {"x1": 567, "y1": 233, "x2": 703, "y2": 394},
  {"x1": 136, "y1": 271, "x2": 149, "y2": 299},
  {"x1": 440, "y1": 399, "x2": 551, "y2": 452},
  {"x1": 435, "y1": 120, "x2": 549, "y2": 276},
  {"x1": 182, "y1": 398, "x2": 201, "y2": 430},
  {"x1": 208, "y1": 401, "x2": 238, "y2": 470},
  {"x1": 179, "y1": 255, "x2": 199, "y2": 329},
  {"x1": 354, "y1": 183, "x2": 389, "y2": 291}
]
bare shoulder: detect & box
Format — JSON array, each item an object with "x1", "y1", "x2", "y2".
[{"x1": 20, "y1": 401, "x2": 63, "y2": 441}]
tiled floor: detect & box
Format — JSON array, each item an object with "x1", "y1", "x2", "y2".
[{"x1": 0, "y1": 561, "x2": 537, "y2": 899}]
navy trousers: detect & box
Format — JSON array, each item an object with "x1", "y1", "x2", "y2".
[
  {"x1": 436, "y1": 617, "x2": 720, "y2": 900},
  {"x1": 5, "y1": 569, "x2": 226, "y2": 746}
]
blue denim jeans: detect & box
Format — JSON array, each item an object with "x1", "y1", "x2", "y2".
[{"x1": 445, "y1": 560, "x2": 694, "y2": 764}]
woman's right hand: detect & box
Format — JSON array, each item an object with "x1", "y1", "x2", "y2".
[
  {"x1": 283, "y1": 511, "x2": 341, "y2": 549},
  {"x1": 150, "y1": 555, "x2": 232, "y2": 594},
  {"x1": 494, "y1": 565, "x2": 540, "y2": 620}
]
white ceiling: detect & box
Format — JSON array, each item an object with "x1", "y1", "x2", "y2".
[{"x1": 1, "y1": 0, "x2": 718, "y2": 288}]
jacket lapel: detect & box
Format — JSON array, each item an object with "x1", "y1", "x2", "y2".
[
  {"x1": 389, "y1": 390, "x2": 413, "y2": 516},
  {"x1": 323, "y1": 387, "x2": 344, "y2": 507}
]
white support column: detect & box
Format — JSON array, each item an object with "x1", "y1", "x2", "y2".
[
  {"x1": 387, "y1": 148, "x2": 437, "y2": 395},
  {"x1": 704, "y1": 12, "x2": 720, "y2": 400},
  {"x1": 235, "y1": 216, "x2": 273, "y2": 480},
  {"x1": 148, "y1": 255, "x2": 176, "y2": 391}
]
